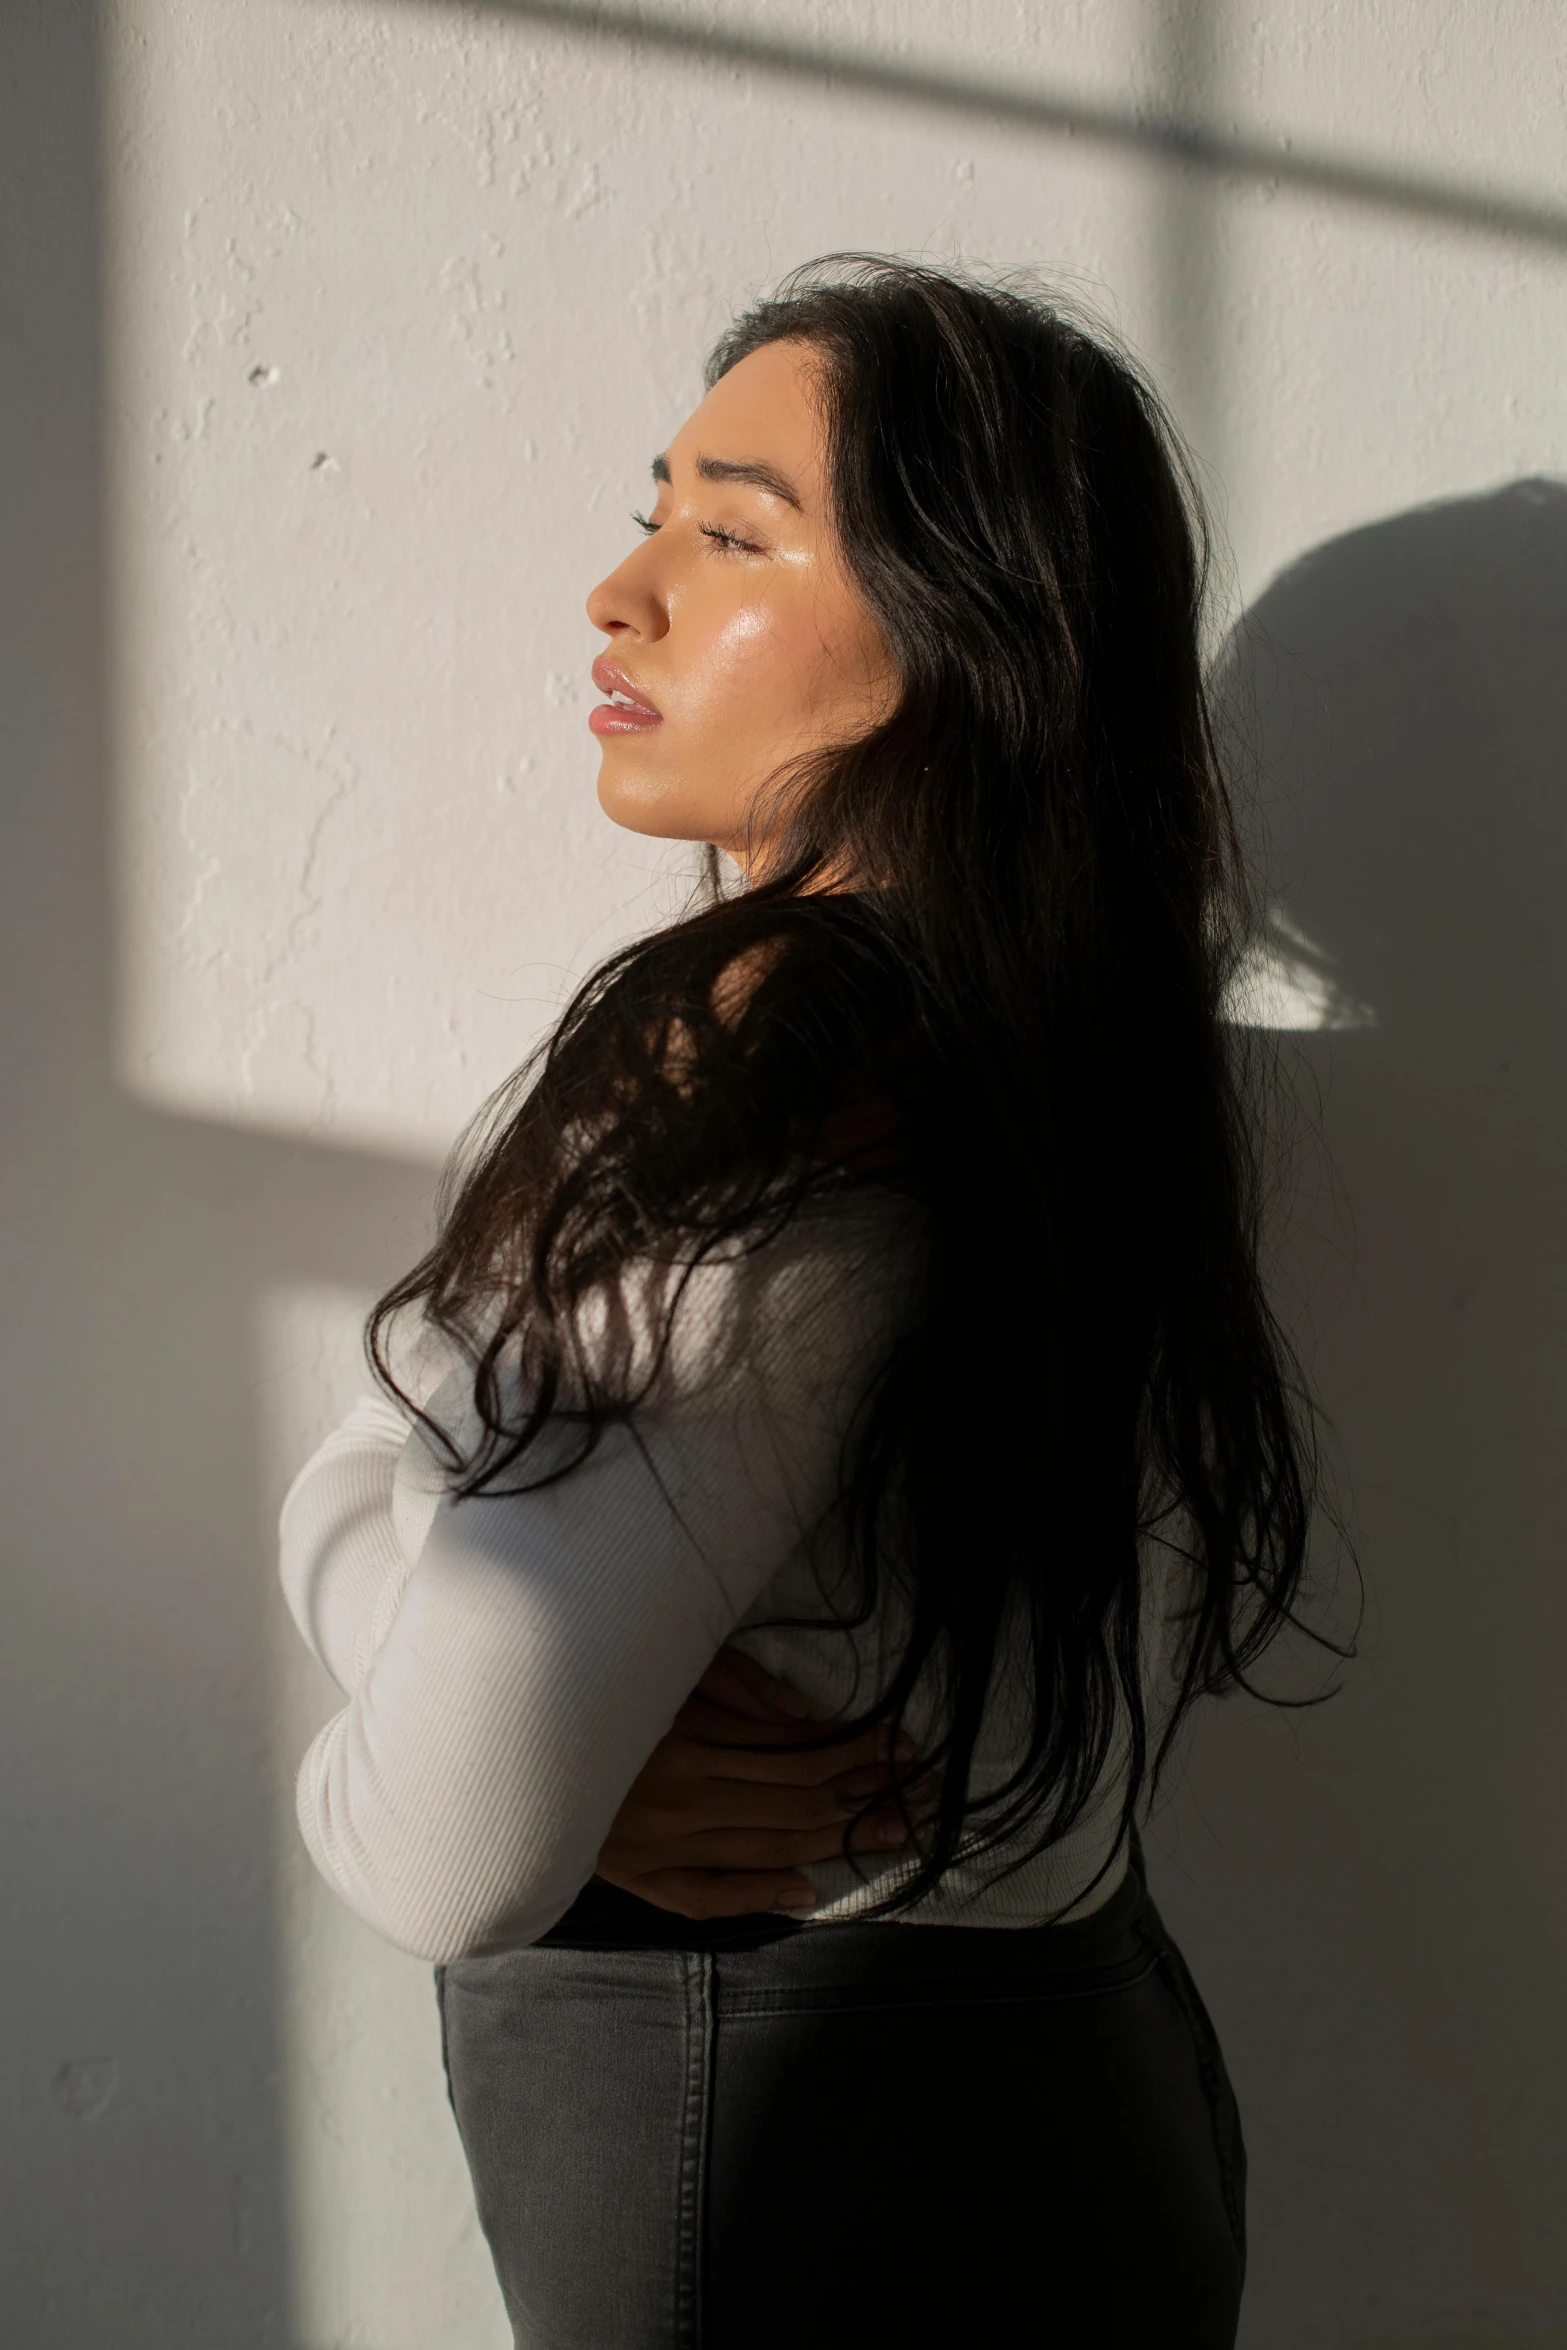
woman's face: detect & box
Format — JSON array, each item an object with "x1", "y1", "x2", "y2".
[{"x1": 585, "y1": 339, "x2": 898, "y2": 872}]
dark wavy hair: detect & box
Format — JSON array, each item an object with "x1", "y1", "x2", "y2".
[{"x1": 369, "y1": 254, "x2": 1342, "y2": 1920}]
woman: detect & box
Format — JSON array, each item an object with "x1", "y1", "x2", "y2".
[{"x1": 280, "y1": 256, "x2": 1330, "y2": 2348}]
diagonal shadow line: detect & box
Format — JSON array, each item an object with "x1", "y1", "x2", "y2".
[{"x1": 457, "y1": 0, "x2": 1567, "y2": 253}]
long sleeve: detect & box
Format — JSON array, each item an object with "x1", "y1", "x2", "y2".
[
  {"x1": 281, "y1": 1200, "x2": 920, "y2": 1964},
  {"x1": 278, "y1": 1391, "x2": 421, "y2": 1693}
]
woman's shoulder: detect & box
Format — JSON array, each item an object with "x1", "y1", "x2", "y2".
[{"x1": 577, "y1": 1185, "x2": 925, "y2": 1422}]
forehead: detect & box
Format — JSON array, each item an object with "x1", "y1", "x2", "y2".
[{"x1": 665, "y1": 340, "x2": 825, "y2": 495}]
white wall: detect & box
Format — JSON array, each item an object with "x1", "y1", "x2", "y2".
[{"x1": 5, "y1": 0, "x2": 1567, "y2": 2342}]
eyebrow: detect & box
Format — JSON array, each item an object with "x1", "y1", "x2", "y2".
[{"x1": 650, "y1": 451, "x2": 804, "y2": 511}]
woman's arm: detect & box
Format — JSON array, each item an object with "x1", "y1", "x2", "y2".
[
  {"x1": 278, "y1": 1392, "x2": 419, "y2": 1692},
  {"x1": 594, "y1": 1645, "x2": 939, "y2": 1917},
  {"x1": 290, "y1": 1204, "x2": 917, "y2": 1963}
]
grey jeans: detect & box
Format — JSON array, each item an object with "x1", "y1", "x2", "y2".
[{"x1": 436, "y1": 1838, "x2": 1246, "y2": 2348}]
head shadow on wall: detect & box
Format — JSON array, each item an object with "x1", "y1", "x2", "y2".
[{"x1": 1197, "y1": 475, "x2": 1567, "y2": 2038}]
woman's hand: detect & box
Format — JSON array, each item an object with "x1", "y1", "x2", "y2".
[{"x1": 593, "y1": 1647, "x2": 938, "y2": 1920}]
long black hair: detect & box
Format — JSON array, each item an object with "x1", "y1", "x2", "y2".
[{"x1": 370, "y1": 255, "x2": 1340, "y2": 1919}]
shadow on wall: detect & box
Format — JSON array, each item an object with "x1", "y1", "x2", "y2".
[
  {"x1": 1150, "y1": 479, "x2": 1567, "y2": 2347},
  {"x1": 1, "y1": 8, "x2": 443, "y2": 2343}
]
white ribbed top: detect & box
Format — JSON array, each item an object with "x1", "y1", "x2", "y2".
[{"x1": 279, "y1": 1196, "x2": 1177, "y2": 1965}]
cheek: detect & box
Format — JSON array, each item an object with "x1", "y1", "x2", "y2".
[
  {"x1": 679, "y1": 599, "x2": 786, "y2": 713},
  {"x1": 678, "y1": 598, "x2": 850, "y2": 747}
]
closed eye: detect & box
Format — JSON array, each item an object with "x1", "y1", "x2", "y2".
[
  {"x1": 629, "y1": 511, "x2": 764, "y2": 554},
  {"x1": 699, "y1": 522, "x2": 765, "y2": 555}
]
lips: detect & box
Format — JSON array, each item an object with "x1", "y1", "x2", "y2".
[{"x1": 588, "y1": 655, "x2": 663, "y2": 736}]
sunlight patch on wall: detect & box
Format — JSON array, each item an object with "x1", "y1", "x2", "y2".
[
  {"x1": 1227, "y1": 907, "x2": 1377, "y2": 1031},
  {"x1": 102, "y1": 0, "x2": 696, "y2": 1163},
  {"x1": 255, "y1": 1282, "x2": 510, "y2": 2350}
]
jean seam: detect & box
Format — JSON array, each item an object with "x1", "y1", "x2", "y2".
[
  {"x1": 675, "y1": 1949, "x2": 714, "y2": 2350},
  {"x1": 1132, "y1": 1919, "x2": 1247, "y2": 2274}
]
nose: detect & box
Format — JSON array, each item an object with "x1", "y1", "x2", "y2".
[{"x1": 586, "y1": 540, "x2": 668, "y2": 642}]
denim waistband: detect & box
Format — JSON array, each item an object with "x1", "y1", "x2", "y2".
[{"x1": 533, "y1": 1830, "x2": 1147, "y2": 1966}]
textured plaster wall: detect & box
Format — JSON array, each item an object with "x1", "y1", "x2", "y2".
[
  {"x1": 4, "y1": 0, "x2": 1566, "y2": 2342},
  {"x1": 104, "y1": 0, "x2": 1567, "y2": 1162}
]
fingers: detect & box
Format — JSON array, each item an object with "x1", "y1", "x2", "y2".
[
  {"x1": 600, "y1": 1762, "x2": 942, "y2": 1886},
  {"x1": 679, "y1": 1789, "x2": 939, "y2": 1874}
]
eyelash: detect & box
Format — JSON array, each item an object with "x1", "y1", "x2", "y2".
[{"x1": 630, "y1": 511, "x2": 762, "y2": 556}]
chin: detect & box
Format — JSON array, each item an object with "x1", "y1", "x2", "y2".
[{"x1": 595, "y1": 758, "x2": 709, "y2": 845}]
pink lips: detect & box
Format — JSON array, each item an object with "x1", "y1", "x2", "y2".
[{"x1": 589, "y1": 655, "x2": 663, "y2": 736}]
